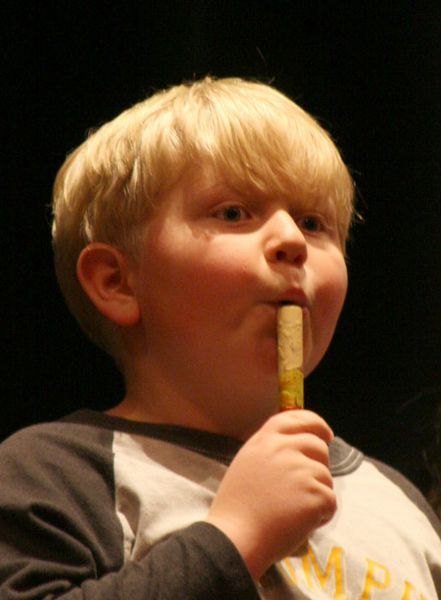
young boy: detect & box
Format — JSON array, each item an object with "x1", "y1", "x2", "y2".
[{"x1": 0, "y1": 77, "x2": 440, "y2": 599}]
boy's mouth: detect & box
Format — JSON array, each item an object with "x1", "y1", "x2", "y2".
[
  {"x1": 277, "y1": 287, "x2": 309, "y2": 308},
  {"x1": 275, "y1": 296, "x2": 308, "y2": 309},
  {"x1": 265, "y1": 290, "x2": 309, "y2": 317}
]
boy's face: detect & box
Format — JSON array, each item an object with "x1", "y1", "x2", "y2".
[{"x1": 131, "y1": 166, "x2": 348, "y2": 434}]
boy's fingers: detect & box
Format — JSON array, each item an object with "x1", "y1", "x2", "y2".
[
  {"x1": 291, "y1": 434, "x2": 332, "y2": 467},
  {"x1": 265, "y1": 409, "x2": 334, "y2": 443}
]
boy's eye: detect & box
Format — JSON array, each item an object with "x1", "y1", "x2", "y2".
[
  {"x1": 215, "y1": 205, "x2": 249, "y2": 222},
  {"x1": 298, "y1": 215, "x2": 325, "y2": 233}
]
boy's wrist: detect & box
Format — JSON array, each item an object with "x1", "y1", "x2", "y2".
[{"x1": 204, "y1": 515, "x2": 268, "y2": 580}]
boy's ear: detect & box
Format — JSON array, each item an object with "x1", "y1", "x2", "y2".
[{"x1": 76, "y1": 243, "x2": 141, "y2": 327}]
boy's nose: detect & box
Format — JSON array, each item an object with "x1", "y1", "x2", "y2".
[{"x1": 264, "y1": 211, "x2": 307, "y2": 267}]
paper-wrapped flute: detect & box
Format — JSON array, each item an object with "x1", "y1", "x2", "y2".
[{"x1": 277, "y1": 305, "x2": 304, "y2": 410}]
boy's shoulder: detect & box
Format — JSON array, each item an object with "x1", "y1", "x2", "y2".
[
  {"x1": 365, "y1": 454, "x2": 441, "y2": 536},
  {"x1": 1, "y1": 411, "x2": 114, "y2": 468},
  {"x1": 330, "y1": 436, "x2": 441, "y2": 538},
  {"x1": 0, "y1": 411, "x2": 118, "y2": 511}
]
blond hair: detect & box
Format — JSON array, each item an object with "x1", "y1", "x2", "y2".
[{"x1": 52, "y1": 76, "x2": 355, "y2": 356}]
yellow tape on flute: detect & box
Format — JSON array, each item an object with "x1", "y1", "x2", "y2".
[{"x1": 277, "y1": 305, "x2": 304, "y2": 410}]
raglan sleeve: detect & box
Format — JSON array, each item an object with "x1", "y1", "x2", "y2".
[{"x1": 0, "y1": 425, "x2": 259, "y2": 600}]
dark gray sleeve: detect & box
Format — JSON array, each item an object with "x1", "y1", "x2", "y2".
[
  {"x1": 0, "y1": 425, "x2": 258, "y2": 600},
  {"x1": 57, "y1": 522, "x2": 260, "y2": 600}
]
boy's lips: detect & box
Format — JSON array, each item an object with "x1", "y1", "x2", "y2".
[{"x1": 271, "y1": 288, "x2": 309, "y2": 309}]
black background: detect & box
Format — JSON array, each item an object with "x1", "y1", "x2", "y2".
[{"x1": 3, "y1": 2, "x2": 440, "y2": 495}]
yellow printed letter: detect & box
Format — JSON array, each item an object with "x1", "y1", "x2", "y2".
[
  {"x1": 282, "y1": 558, "x2": 298, "y2": 585},
  {"x1": 359, "y1": 559, "x2": 391, "y2": 600},
  {"x1": 302, "y1": 545, "x2": 345, "y2": 598},
  {"x1": 401, "y1": 581, "x2": 428, "y2": 600}
]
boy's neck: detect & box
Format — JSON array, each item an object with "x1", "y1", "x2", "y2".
[{"x1": 107, "y1": 378, "x2": 277, "y2": 441}]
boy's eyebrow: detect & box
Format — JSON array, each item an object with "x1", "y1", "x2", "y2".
[{"x1": 188, "y1": 178, "x2": 244, "y2": 201}]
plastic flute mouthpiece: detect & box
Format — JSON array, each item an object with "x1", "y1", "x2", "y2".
[{"x1": 277, "y1": 305, "x2": 304, "y2": 410}]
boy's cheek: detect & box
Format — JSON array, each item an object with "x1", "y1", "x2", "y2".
[
  {"x1": 317, "y1": 252, "x2": 348, "y2": 305},
  {"x1": 303, "y1": 264, "x2": 348, "y2": 374}
]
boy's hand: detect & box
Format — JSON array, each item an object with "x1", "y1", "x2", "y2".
[{"x1": 205, "y1": 410, "x2": 336, "y2": 580}]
